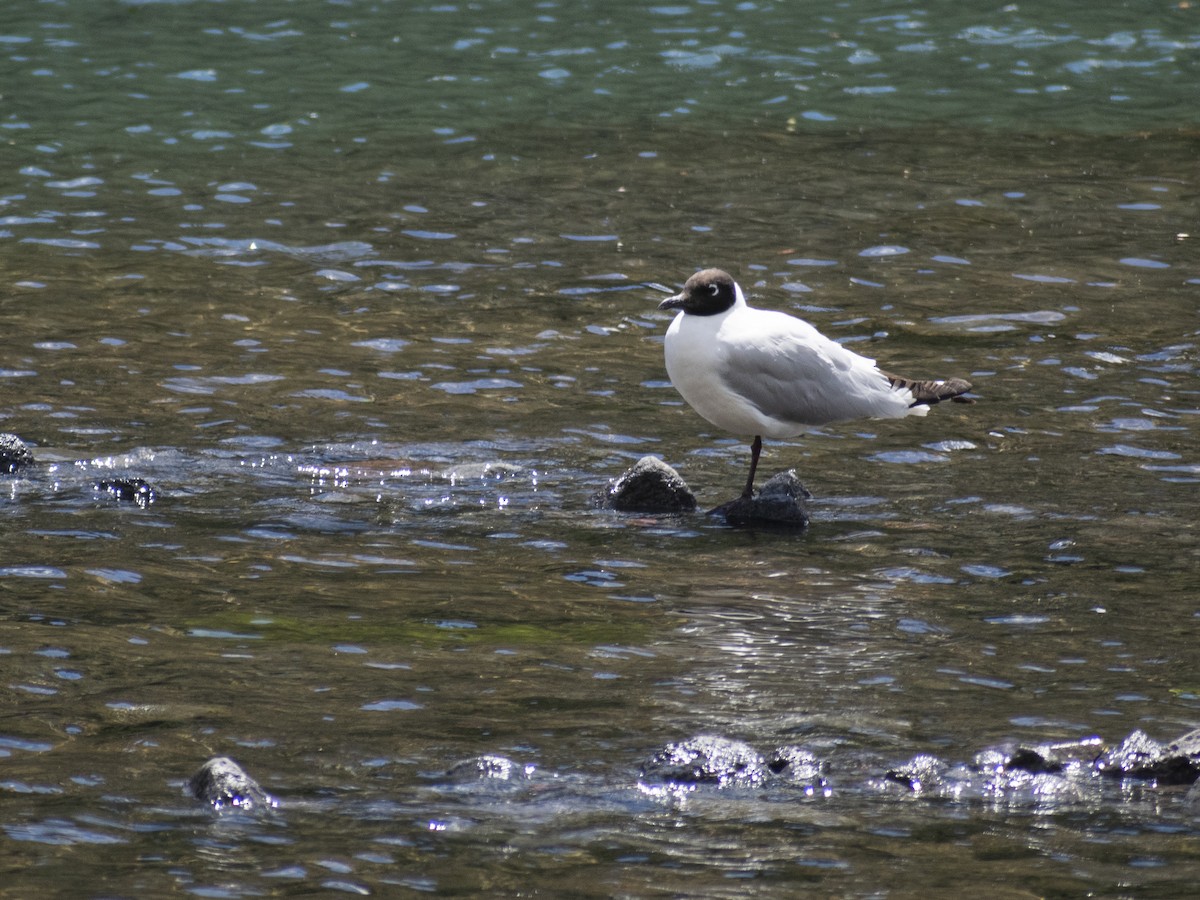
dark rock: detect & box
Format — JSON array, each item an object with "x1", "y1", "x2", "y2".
[
  {"x1": 1095, "y1": 729, "x2": 1200, "y2": 785},
  {"x1": 970, "y1": 745, "x2": 1082, "y2": 801},
  {"x1": 977, "y1": 737, "x2": 1104, "y2": 777},
  {"x1": 187, "y1": 756, "x2": 276, "y2": 811},
  {"x1": 767, "y1": 745, "x2": 830, "y2": 793},
  {"x1": 977, "y1": 745, "x2": 1057, "y2": 776},
  {"x1": 709, "y1": 470, "x2": 811, "y2": 528},
  {"x1": 445, "y1": 754, "x2": 532, "y2": 782},
  {"x1": 0, "y1": 433, "x2": 34, "y2": 474},
  {"x1": 595, "y1": 455, "x2": 696, "y2": 514},
  {"x1": 96, "y1": 477, "x2": 157, "y2": 508},
  {"x1": 640, "y1": 735, "x2": 767, "y2": 788},
  {"x1": 1002, "y1": 746, "x2": 1059, "y2": 774},
  {"x1": 884, "y1": 754, "x2": 949, "y2": 793}
]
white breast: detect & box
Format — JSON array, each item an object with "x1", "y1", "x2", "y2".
[{"x1": 663, "y1": 304, "x2": 919, "y2": 439}]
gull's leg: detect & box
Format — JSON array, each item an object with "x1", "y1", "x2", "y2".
[{"x1": 741, "y1": 435, "x2": 763, "y2": 498}]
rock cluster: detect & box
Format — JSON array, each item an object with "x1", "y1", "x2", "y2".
[
  {"x1": 639, "y1": 734, "x2": 829, "y2": 792},
  {"x1": 1, "y1": 432, "x2": 159, "y2": 506},
  {"x1": 186, "y1": 727, "x2": 1200, "y2": 814},
  {"x1": 597, "y1": 456, "x2": 809, "y2": 527}
]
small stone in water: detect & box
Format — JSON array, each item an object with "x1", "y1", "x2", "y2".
[
  {"x1": 0, "y1": 433, "x2": 34, "y2": 474},
  {"x1": 709, "y1": 469, "x2": 811, "y2": 528},
  {"x1": 595, "y1": 455, "x2": 696, "y2": 513},
  {"x1": 96, "y1": 478, "x2": 157, "y2": 508},
  {"x1": 445, "y1": 754, "x2": 531, "y2": 782},
  {"x1": 187, "y1": 756, "x2": 276, "y2": 811}
]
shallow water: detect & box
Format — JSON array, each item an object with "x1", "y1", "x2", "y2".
[{"x1": 4, "y1": 0, "x2": 1200, "y2": 897}]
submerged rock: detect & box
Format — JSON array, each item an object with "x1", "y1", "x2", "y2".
[
  {"x1": 445, "y1": 754, "x2": 533, "y2": 782},
  {"x1": 709, "y1": 470, "x2": 811, "y2": 528},
  {"x1": 1, "y1": 433, "x2": 34, "y2": 474},
  {"x1": 1187, "y1": 779, "x2": 1200, "y2": 807},
  {"x1": 187, "y1": 757, "x2": 276, "y2": 811},
  {"x1": 96, "y1": 477, "x2": 157, "y2": 508},
  {"x1": 436, "y1": 461, "x2": 527, "y2": 484},
  {"x1": 640, "y1": 735, "x2": 768, "y2": 788},
  {"x1": 595, "y1": 455, "x2": 696, "y2": 514}
]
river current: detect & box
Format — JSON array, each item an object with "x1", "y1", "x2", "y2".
[{"x1": 3, "y1": 1, "x2": 1199, "y2": 896}]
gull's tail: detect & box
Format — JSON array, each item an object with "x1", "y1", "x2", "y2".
[{"x1": 882, "y1": 372, "x2": 974, "y2": 408}]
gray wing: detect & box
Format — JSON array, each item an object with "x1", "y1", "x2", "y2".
[{"x1": 716, "y1": 327, "x2": 911, "y2": 426}]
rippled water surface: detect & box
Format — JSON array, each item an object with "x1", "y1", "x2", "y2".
[{"x1": 3, "y1": 0, "x2": 1200, "y2": 896}]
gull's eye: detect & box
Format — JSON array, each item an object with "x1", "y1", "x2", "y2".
[{"x1": 708, "y1": 284, "x2": 719, "y2": 295}]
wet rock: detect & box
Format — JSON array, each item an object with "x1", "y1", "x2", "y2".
[
  {"x1": 767, "y1": 745, "x2": 830, "y2": 793},
  {"x1": 1095, "y1": 728, "x2": 1200, "y2": 785},
  {"x1": 1095, "y1": 729, "x2": 1165, "y2": 777},
  {"x1": 1, "y1": 433, "x2": 34, "y2": 474},
  {"x1": 640, "y1": 735, "x2": 768, "y2": 788},
  {"x1": 977, "y1": 737, "x2": 1104, "y2": 777},
  {"x1": 971, "y1": 745, "x2": 1084, "y2": 803},
  {"x1": 884, "y1": 754, "x2": 950, "y2": 793},
  {"x1": 709, "y1": 470, "x2": 811, "y2": 528},
  {"x1": 1164, "y1": 726, "x2": 1200, "y2": 760},
  {"x1": 187, "y1": 756, "x2": 276, "y2": 811},
  {"x1": 445, "y1": 754, "x2": 533, "y2": 782},
  {"x1": 595, "y1": 455, "x2": 696, "y2": 514},
  {"x1": 96, "y1": 477, "x2": 157, "y2": 508},
  {"x1": 976, "y1": 746, "x2": 1055, "y2": 775}
]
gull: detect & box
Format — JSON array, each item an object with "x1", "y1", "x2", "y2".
[{"x1": 657, "y1": 268, "x2": 972, "y2": 498}]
